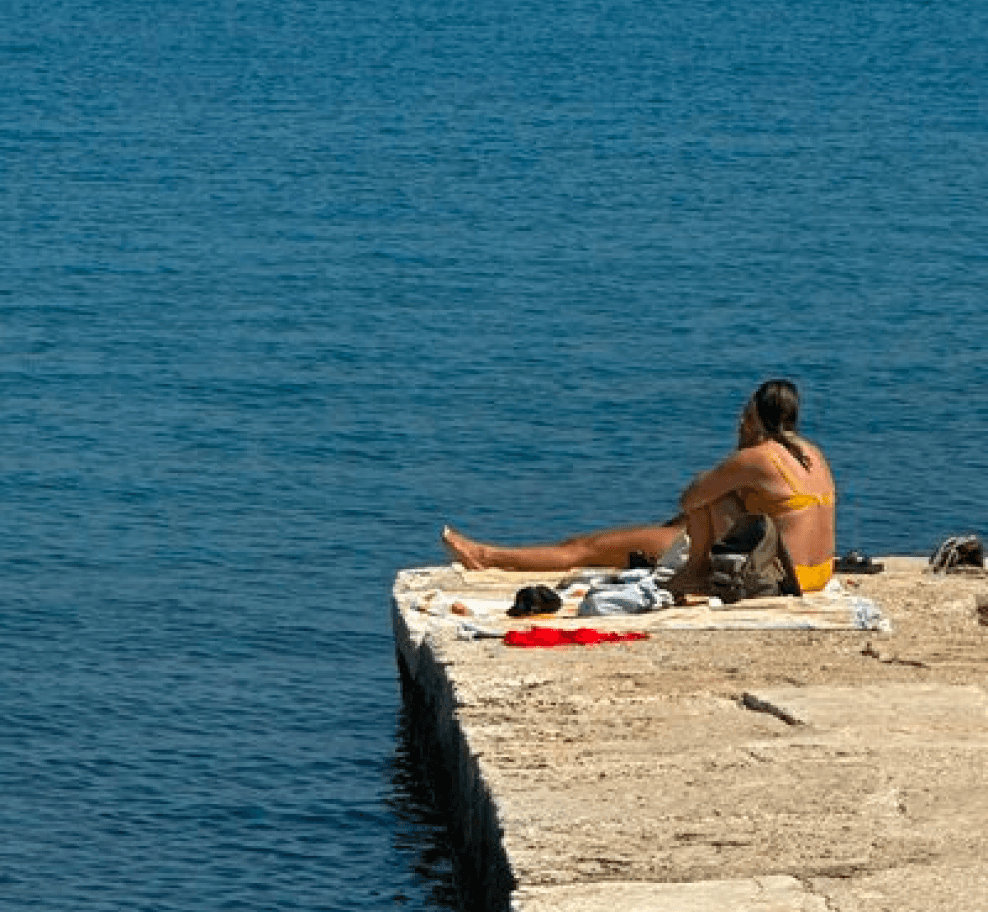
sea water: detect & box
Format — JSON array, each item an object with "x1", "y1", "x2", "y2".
[{"x1": 2, "y1": 0, "x2": 986, "y2": 908}]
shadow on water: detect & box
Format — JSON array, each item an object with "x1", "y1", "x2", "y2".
[{"x1": 383, "y1": 700, "x2": 463, "y2": 910}]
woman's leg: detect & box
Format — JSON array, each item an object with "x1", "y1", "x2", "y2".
[
  {"x1": 665, "y1": 507, "x2": 716, "y2": 591},
  {"x1": 666, "y1": 496, "x2": 743, "y2": 595},
  {"x1": 441, "y1": 522, "x2": 685, "y2": 572}
]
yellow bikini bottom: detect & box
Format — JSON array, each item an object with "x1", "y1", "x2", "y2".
[{"x1": 794, "y1": 559, "x2": 833, "y2": 593}]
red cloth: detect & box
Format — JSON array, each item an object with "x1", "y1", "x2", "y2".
[{"x1": 504, "y1": 626, "x2": 649, "y2": 648}]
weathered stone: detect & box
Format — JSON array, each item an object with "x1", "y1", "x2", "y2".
[
  {"x1": 513, "y1": 876, "x2": 827, "y2": 911},
  {"x1": 394, "y1": 557, "x2": 988, "y2": 911}
]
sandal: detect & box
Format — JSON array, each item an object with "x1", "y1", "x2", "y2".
[{"x1": 834, "y1": 551, "x2": 884, "y2": 574}]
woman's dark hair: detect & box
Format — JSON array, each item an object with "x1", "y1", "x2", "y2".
[{"x1": 752, "y1": 379, "x2": 811, "y2": 469}]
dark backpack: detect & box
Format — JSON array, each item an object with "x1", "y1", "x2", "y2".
[
  {"x1": 706, "y1": 513, "x2": 802, "y2": 604},
  {"x1": 930, "y1": 535, "x2": 985, "y2": 572}
]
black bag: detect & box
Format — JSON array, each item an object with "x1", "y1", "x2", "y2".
[{"x1": 706, "y1": 513, "x2": 802, "y2": 604}]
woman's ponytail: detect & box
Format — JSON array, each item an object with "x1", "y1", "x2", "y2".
[{"x1": 753, "y1": 380, "x2": 811, "y2": 470}]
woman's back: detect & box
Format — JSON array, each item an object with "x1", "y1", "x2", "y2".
[{"x1": 742, "y1": 438, "x2": 835, "y2": 577}]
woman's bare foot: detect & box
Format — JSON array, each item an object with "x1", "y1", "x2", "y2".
[{"x1": 441, "y1": 525, "x2": 488, "y2": 570}]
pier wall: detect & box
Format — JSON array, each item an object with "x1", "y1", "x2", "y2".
[{"x1": 393, "y1": 597, "x2": 514, "y2": 912}]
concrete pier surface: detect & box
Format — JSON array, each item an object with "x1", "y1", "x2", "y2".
[{"x1": 392, "y1": 557, "x2": 988, "y2": 911}]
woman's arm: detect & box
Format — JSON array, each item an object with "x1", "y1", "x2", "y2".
[{"x1": 679, "y1": 448, "x2": 768, "y2": 513}]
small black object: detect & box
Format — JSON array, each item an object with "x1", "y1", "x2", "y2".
[
  {"x1": 508, "y1": 585, "x2": 562, "y2": 617},
  {"x1": 627, "y1": 550, "x2": 655, "y2": 570},
  {"x1": 834, "y1": 550, "x2": 885, "y2": 574}
]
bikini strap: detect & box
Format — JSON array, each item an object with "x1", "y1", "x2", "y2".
[{"x1": 768, "y1": 453, "x2": 801, "y2": 494}]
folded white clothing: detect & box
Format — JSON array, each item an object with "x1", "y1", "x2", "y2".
[{"x1": 577, "y1": 574, "x2": 674, "y2": 616}]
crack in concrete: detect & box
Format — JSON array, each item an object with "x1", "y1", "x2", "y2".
[
  {"x1": 794, "y1": 874, "x2": 839, "y2": 912},
  {"x1": 740, "y1": 691, "x2": 805, "y2": 726}
]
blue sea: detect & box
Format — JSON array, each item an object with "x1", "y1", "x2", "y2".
[{"x1": 2, "y1": 0, "x2": 986, "y2": 908}]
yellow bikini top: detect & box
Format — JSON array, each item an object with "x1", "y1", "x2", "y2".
[{"x1": 743, "y1": 453, "x2": 835, "y2": 518}]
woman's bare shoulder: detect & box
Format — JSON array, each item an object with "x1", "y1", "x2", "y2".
[
  {"x1": 723, "y1": 442, "x2": 786, "y2": 486},
  {"x1": 795, "y1": 437, "x2": 835, "y2": 486},
  {"x1": 799, "y1": 437, "x2": 831, "y2": 467},
  {"x1": 741, "y1": 440, "x2": 786, "y2": 468}
]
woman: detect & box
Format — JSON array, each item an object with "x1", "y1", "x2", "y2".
[{"x1": 441, "y1": 379, "x2": 836, "y2": 593}]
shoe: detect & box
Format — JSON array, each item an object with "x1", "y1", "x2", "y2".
[
  {"x1": 834, "y1": 551, "x2": 884, "y2": 574},
  {"x1": 507, "y1": 585, "x2": 562, "y2": 617}
]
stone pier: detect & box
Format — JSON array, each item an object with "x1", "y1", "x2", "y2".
[{"x1": 393, "y1": 558, "x2": 988, "y2": 911}]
